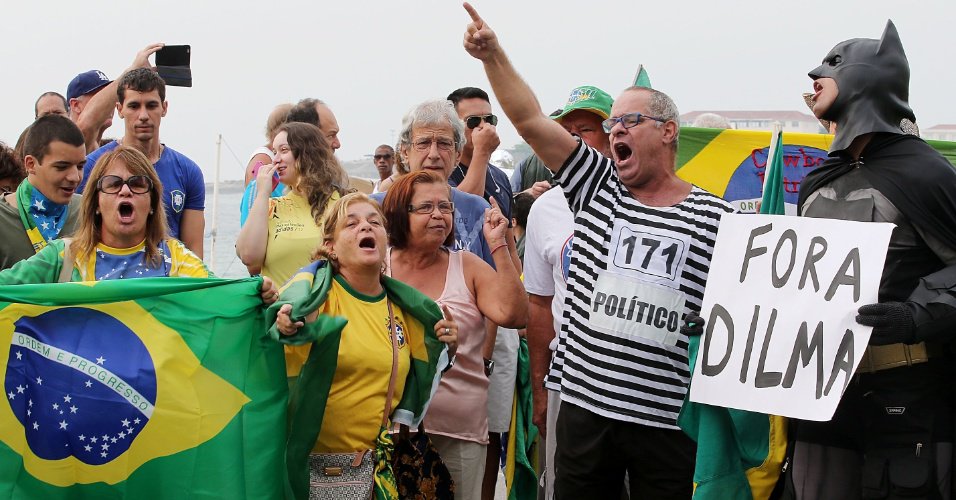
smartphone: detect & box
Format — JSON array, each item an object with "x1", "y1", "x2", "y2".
[
  {"x1": 156, "y1": 45, "x2": 192, "y2": 87},
  {"x1": 251, "y1": 162, "x2": 280, "y2": 192}
]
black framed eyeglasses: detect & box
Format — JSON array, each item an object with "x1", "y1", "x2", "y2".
[
  {"x1": 465, "y1": 114, "x2": 499, "y2": 129},
  {"x1": 97, "y1": 175, "x2": 153, "y2": 194},
  {"x1": 407, "y1": 201, "x2": 455, "y2": 215},
  {"x1": 601, "y1": 112, "x2": 666, "y2": 133}
]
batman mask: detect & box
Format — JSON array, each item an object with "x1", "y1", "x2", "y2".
[{"x1": 808, "y1": 20, "x2": 915, "y2": 154}]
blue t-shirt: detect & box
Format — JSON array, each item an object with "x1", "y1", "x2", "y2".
[
  {"x1": 239, "y1": 181, "x2": 286, "y2": 227},
  {"x1": 370, "y1": 188, "x2": 493, "y2": 267},
  {"x1": 449, "y1": 162, "x2": 513, "y2": 219},
  {"x1": 79, "y1": 141, "x2": 205, "y2": 239}
]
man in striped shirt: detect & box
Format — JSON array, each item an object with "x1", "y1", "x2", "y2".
[{"x1": 463, "y1": 5, "x2": 733, "y2": 499}]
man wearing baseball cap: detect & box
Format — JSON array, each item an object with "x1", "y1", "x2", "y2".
[
  {"x1": 67, "y1": 43, "x2": 164, "y2": 153},
  {"x1": 511, "y1": 85, "x2": 614, "y2": 199},
  {"x1": 524, "y1": 85, "x2": 612, "y2": 500}
]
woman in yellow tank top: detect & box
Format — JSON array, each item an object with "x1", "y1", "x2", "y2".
[{"x1": 236, "y1": 122, "x2": 348, "y2": 286}]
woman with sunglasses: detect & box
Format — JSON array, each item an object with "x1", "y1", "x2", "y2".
[
  {"x1": 236, "y1": 122, "x2": 349, "y2": 287},
  {"x1": 0, "y1": 146, "x2": 277, "y2": 302},
  {"x1": 381, "y1": 170, "x2": 526, "y2": 500}
]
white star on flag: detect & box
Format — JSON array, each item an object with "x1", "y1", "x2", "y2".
[
  {"x1": 41, "y1": 222, "x2": 49, "y2": 230},
  {"x1": 16, "y1": 385, "x2": 24, "y2": 394},
  {"x1": 96, "y1": 356, "x2": 106, "y2": 365},
  {"x1": 91, "y1": 437, "x2": 97, "y2": 443},
  {"x1": 84, "y1": 380, "x2": 92, "y2": 388},
  {"x1": 32, "y1": 422, "x2": 38, "y2": 430},
  {"x1": 79, "y1": 435, "x2": 86, "y2": 441},
  {"x1": 100, "y1": 452, "x2": 107, "y2": 458},
  {"x1": 15, "y1": 351, "x2": 21, "y2": 360},
  {"x1": 70, "y1": 405, "x2": 78, "y2": 413},
  {"x1": 7, "y1": 392, "x2": 13, "y2": 400},
  {"x1": 84, "y1": 445, "x2": 92, "y2": 452},
  {"x1": 33, "y1": 199, "x2": 44, "y2": 210},
  {"x1": 63, "y1": 395, "x2": 71, "y2": 403},
  {"x1": 52, "y1": 403, "x2": 59, "y2": 410},
  {"x1": 36, "y1": 377, "x2": 42, "y2": 385},
  {"x1": 59, "y1": 420, "x2": 68, "y2": 430},
  {"x1": 121, "y1": 418, "x2": 130, "y2": 427}
]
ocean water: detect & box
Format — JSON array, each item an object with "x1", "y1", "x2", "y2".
[{"x1": 202, "y1": 186, "x2": 249, "y2": 278}]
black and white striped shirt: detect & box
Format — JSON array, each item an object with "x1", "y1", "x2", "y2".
[{"x1": 546, "y1": 141, "x2": 733, "y2": 428}]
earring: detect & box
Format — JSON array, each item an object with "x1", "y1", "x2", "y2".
[
  {"x1": 149, "y1": 210, "x2": 154, "y2": 214},
  {"x1": 329, "y1": 252, "x2": 337, "y2": 261}
]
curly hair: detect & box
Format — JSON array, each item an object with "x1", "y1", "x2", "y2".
[{"x1": 276, "y1": 122, "x2": 348, "y2": 224}]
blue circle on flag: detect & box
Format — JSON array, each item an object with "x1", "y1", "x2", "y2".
[
  {"x1": 723, "y1": 144, "x2": 828, "y2": 208},
  {"x1": 4, "y1": 307, "x2": 157, "y2": 465}
]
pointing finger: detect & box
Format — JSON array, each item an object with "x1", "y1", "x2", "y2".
[
  {"x1": 463, "y1": 2, "x2": 483, "y2": 27},
  {"x1": 441, "y1": 304, "x2": 455, "y2": 322}
]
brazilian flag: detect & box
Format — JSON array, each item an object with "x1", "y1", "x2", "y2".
[
  {"x1": 0, "y1": 277, "x2": 287, "y2": 498},
  {"x1": 676, "y1": 127, "x2": 956, "y2": 214}
]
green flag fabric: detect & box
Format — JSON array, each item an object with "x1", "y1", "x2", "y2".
[
  {"x1": 505, "y1": 337, "x2": 538, "y2": 500},
  {"x1": 0, "y1": 276, "x2": 287, "y2": 498},
  {"x1": 759, "y1": 129, "x2": 786, "y2": 215},
  {"x1": 632, "y1": 65, "x2": 652, "y2": 88}
]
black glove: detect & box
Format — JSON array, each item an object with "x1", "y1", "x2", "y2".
[
  {"x1": 856, "y1": 301, "x2": 917, "y2": 345},
  {"x1": 681, "y1": 313, "x2": 705, "y2": 337}
]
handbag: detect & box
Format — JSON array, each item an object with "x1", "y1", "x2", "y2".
[
  {"x1": 308, "y1": 301, "x2": 401, "y2": 500},
  {"x1": 392, "y1": 424, "x2": 455, "y2": 500}
]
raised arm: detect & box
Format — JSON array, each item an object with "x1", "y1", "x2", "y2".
[
  {"x1": 235, "y1": 163, "x2": 279, "y2": 275},
  {"x1": 75, "y1": 43, "x2": 164, "y2": 153},
  {"x1": 464, "y1": 197, "x2": 527, "y2": 328},
  {"x1": 462, "y1": 3, "x2": 577, "y2": 172}
]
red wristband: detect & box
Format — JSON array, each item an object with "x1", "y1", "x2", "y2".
[{"x1": 490, "y1": 243, "x2": 508, "y2": 254}]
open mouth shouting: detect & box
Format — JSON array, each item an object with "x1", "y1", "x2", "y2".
[
  {"x1": 358, "y1": 235, "x2": 377, "y2": 251},
  {"x1": 811, "y1": 80, "x2": 824, "y2": 104},
  {"x1": 613, "y1": 142, "x2": 634, "y2": 163},
  {"x1": 118, "y1": 201, "x2": 136, "y2": 223}
]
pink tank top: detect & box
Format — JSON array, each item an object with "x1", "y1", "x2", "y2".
[{"x1": 388, "y1": 249, "x2": 488, "y2": 443}]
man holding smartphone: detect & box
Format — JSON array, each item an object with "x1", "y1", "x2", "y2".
[
  {"x1": 78, "y1": 68, "x2": 205, "y2": 257},
  {"x1": 67, "y1": 43, "x2": 164, "y2": 153}
]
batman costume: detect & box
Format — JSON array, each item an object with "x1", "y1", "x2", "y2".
[{"x1": 786, "y1": 21, "x2": 956, "y2": 500}]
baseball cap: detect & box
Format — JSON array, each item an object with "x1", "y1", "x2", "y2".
[
  {"x1": 552, "y1": 85, "x2": 613, "y2": 121},
  {"x1": 67, "y1": 70, "x2": 111, "y2": 101}
]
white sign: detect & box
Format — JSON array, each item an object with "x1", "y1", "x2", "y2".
[{"x1": 689, "y1": 214, "x2": 893, "y2": 421}]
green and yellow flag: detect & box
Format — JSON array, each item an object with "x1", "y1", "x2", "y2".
[
  {"x1": 0, "y1": 277, "x2": 287, "y2": 498},
  {"x1": 676, "y1": 127, "x2": 956, "y2": 215}
]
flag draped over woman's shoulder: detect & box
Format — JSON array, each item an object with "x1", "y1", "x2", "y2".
[
  {"x1": 0, "y1": 276, "x2": 288, "y2": 499},
  {"x1": 266, "y1": 261, "x2": 450, "y2": 500}
]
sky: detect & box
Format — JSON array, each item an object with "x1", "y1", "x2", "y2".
[{"x1": 3, "y1": 0, "x2": 954, "y2": 182}]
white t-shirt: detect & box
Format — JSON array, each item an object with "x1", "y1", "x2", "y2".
[{"x1": 523, "y1": 186, "x2": 573, "y2": 391}]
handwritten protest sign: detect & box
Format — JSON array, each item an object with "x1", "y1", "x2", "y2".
[{"x1": 689, "y1": 214, "x2": 893, "y2": 421}]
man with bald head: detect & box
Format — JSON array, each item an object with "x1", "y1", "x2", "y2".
[{"x1": 286, "y1": 98, "x2": 374, "y2": 193}]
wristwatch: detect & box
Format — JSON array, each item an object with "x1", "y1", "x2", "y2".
[{"x1": 483, "y1": 357, "x2": 495, "y2": 377}]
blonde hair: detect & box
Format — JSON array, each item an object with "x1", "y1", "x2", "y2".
[
  {"x1": 310, "y1": 192, "x2": 386, "y2": 269},
  {"x1": 70, "y1": 146, "x2": 168, "y2": 267}
]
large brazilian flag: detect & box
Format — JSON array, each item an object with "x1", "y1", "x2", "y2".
[
  {"x1": 676, "y1": 127, "x2": 956, "y2": 214},
  {"x1": 0, "y1": 277, "x2": 287, "y2": 498}
]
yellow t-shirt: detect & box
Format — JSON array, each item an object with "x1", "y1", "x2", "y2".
[
  {"x1": 262, "y1": 191, "x2": 338, "y2": 287},
  {"x1": 286, "y1": 275, "x2": 411, "y2": 453}
]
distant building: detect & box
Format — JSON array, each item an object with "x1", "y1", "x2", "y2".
[
  {"x1": 681, "y1": 111, "x2": 825, "y2": 134},
  {"x1": 924, "y1": 124, "x2": 956, "y2": 142}
]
